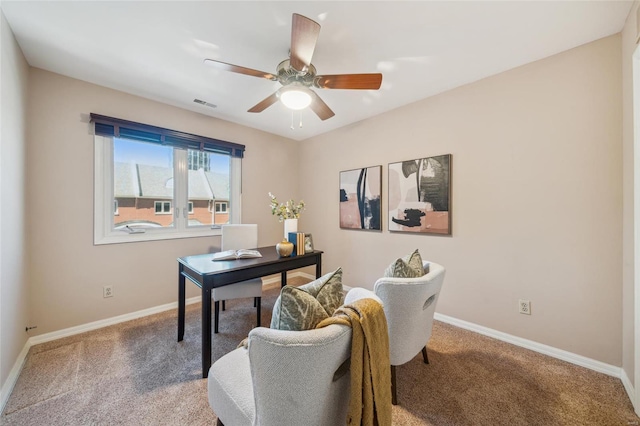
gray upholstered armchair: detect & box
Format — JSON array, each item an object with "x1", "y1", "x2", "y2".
[
  {"x1": 208, "y1": 288, "x2": 381, "y2": 426},
  {"x1": 373, "y1": 260, "x2": 445, "y2": 405}
]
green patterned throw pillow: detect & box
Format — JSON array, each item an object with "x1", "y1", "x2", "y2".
[
  {"x1": 270, "y1": 268, "x2": 344, "y2": 331},
  {"x1": 384, "y1": 249, "x2": 425, "y2": 278}
]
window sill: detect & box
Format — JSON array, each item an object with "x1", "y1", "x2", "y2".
[{"x1": 94, "y1": 226, "x2": 222, "y2": 245}]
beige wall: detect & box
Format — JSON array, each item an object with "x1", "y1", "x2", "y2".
[
  {"x1": 25, "y1": 68, "x2": 298, "y2": 335},
  {"x1": 622, "y1": 0, "x2": 639, "y2": 393},
  {"x1": 300, "y1": 35, "x2": 623, "y2": 365},
  {"x1": 0, "y1": 12, "x2": 629, "y2": 395},
  {"x1": 0, "y1": 12, "x2": 30, "y2": 391}
]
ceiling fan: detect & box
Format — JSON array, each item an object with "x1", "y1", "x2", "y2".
[{"x1": 204, "y1": 13, "x2": 383, "y2": 121}]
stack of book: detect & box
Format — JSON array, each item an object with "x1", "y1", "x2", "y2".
[{"x1": 288, "y1": 232, "x2": 306, "y2": 256}]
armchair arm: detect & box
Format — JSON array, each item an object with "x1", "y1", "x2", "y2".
[{"x1": 344, "y1": 287, "x2": 383, "y2": 306}]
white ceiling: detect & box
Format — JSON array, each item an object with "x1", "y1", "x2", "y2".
[{"x1": 1, "y1": 1, "x2": 633, "y2": 141}]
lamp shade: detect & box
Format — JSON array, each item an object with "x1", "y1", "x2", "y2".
[{"x1": 279, "y1": 85, "x2": 312, "y2": 110}]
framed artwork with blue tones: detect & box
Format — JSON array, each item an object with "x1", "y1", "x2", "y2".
[
  {"x1": 339, "y1": 166, "x2": 382, "y2": 231},
  {"x1": 388, "y1": 154, "x2": 451, "y2": 235}
]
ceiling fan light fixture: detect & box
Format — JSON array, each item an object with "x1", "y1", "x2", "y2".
[{"x1": 279, "y1": 85, "x2": 313, "y2": 110}]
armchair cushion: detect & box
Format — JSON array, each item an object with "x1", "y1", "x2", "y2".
[
  {"x1": 383, "y1": 249, "x2": 426, "y2": 278},
  {"x1": 270, "y1": 268, "x2": 344, "y2": 331},
  {"x1": 208, "y1": 346, "x2": 254, "y2": 426}
]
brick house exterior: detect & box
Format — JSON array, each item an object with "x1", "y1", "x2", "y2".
[{"x1": 114, "y1": 162, "x2": 229, "y2": 228}]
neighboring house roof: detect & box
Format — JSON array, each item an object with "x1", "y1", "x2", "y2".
[
  {"x1": 204, "y1": 172, "x2": 230, "y2": 200},
  {"x1": 188, "y1": 169, "x2": 213, "y2": 199},
  {"x1": 114, "y1": 162, "x2": 140, "y2": 198},
  {"x1": 137, "y1": 164, "x2": 173, "y2": 198},
  {"x1": 114, "y1": 162, "x2": 229, "y2": 200}
]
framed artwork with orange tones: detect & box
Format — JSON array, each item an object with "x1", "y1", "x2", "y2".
[
  {"x1": 388, "y1": 155, "x2": 451, "y2": 235},
  {"x1": 339, "y1": 166, "x2": 382, "y2": 231}
]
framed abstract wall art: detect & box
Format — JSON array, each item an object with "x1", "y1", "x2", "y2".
[
  {"x1": 339, "y1": 165, "x2": 382, "y2": 231},
  {"x1": 388, "y1": 154, "x2": 451, "y2": 235}
]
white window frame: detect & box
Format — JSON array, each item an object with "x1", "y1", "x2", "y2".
[
  {"x1": 94, "y1": 135, "x2": 242, "y2": 245},
  {"x1": 154, "y1": 201, "x2": 172, "y2": 215},
  {"x1": 215, "y1": 201, "x2": 228, "y2": 214}
]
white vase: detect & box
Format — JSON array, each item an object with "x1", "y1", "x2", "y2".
[{"x1": 284, "y1": 218, "x2": 298, "y2": 239}]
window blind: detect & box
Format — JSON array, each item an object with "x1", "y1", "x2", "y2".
[{"x1": 90, "y1": 113, "x2": 245, "y2": 158}]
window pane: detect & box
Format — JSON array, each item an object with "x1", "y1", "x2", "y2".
[
  {"x1": 94, "y1": 132, "x2": 242, "y2": 245},
  {"x1": 114, "y1": 138, "x2": 174, "y2": 229},
  {"x1": 187, "y1": 150, "x2": 230, "y2": 226}
]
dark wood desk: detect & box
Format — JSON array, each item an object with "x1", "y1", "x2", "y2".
[{"x1": 177, "y1": 246, "x2": 323, "y2": 377}]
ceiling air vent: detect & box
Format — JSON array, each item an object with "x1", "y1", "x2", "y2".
[{"x1": 193, "y1": 99, "x2": 217, "y2": 109}]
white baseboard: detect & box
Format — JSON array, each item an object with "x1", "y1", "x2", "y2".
[
  {"x1": 0, "y1": 341, "x2": 31, "y2": 415},
  {"x1": 262, "y1": 271, "x2": 316, "y2": 290},
  {"x1": 621, "y1": 368, "x2": 636, "y2": 410},
  {"x1": 261, "y1": 275, "x2": 284, "y2": 290},
  {"x1": 32, "y1": 271, "x2": 312, "y2": 346},
  {"x1": 29, "y1": 296, "x2": 202, "y2": 346},
  {"x1": 4, "y1": 280, "x2": 631, "y2": 415},
  {"x1": 298, "y1": 272, "x2": 317, "y2": 281},
  {"x1": 1, "y1": 295, "x2": 202, "y2": 414},
  {"x1": 435, "y1": 313, "x2": 622, "y2": 378},
  {"x1": 1, "y1": 271, "x2": 315, "y2": 413}
]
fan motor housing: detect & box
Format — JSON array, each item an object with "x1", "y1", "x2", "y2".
[{"x1": 276, "y1": 59, "x2": 316, "y2": 87}]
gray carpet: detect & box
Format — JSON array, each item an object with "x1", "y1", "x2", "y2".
[{"x1": 1, "y1": 282, "x2": 638, "y2": 425}]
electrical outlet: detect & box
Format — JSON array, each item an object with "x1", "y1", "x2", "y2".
[
  {"x1": 103, "y1": 285, "x2": 113, "y2": 298},
  {"x1": 519, "y1": 299, "x2": 531, "y2": 315}
]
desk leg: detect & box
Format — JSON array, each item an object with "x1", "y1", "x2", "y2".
[
  {"x1": 178, "y1": 265, "x2": 185, "y2": 342},
  {"x1": 316, "y1": 255, "x2": 322, "y2": 278},
  {"x1": 281, "y1": 271, "x2": 287, "y2": 288},
  {"x1": 202, "y1": 285, "x2": 212, "y2": 378}
]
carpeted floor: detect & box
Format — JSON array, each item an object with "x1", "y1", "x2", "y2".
[{"x1": 1, "y1": 281, "x2": 638, "y2": 425}]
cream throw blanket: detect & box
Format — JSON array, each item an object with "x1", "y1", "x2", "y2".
[{"x1": 317, "y1": 298, "x2": 392, "y2": 426}]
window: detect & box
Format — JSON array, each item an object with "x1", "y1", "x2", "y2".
[
  {"x1": 154, "y1": 201, "x2": 172, "y2": 215},
  {"x1": 215, "y1": 202, "x2": 228, "y2": 213},
  {"x1": 92, "y1": 114, "x2": 244, "y2": 244}
]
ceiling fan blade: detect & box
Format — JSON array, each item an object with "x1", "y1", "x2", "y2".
[
  {"x1": 314, "y1": 73, "x2": 383, "y2": 90},
  {"x1": 290, "y1": 14, "x2": 320, "y2": 73},
  {"x1": 309, "y1": 91, "x2": 335, "y2": 121},
  {"x1": 248, "y1": 91, "x2": 280, "y2": 113},
  {"x1": 204, "y1": 59, "x2": 277, "y2": 81}
]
